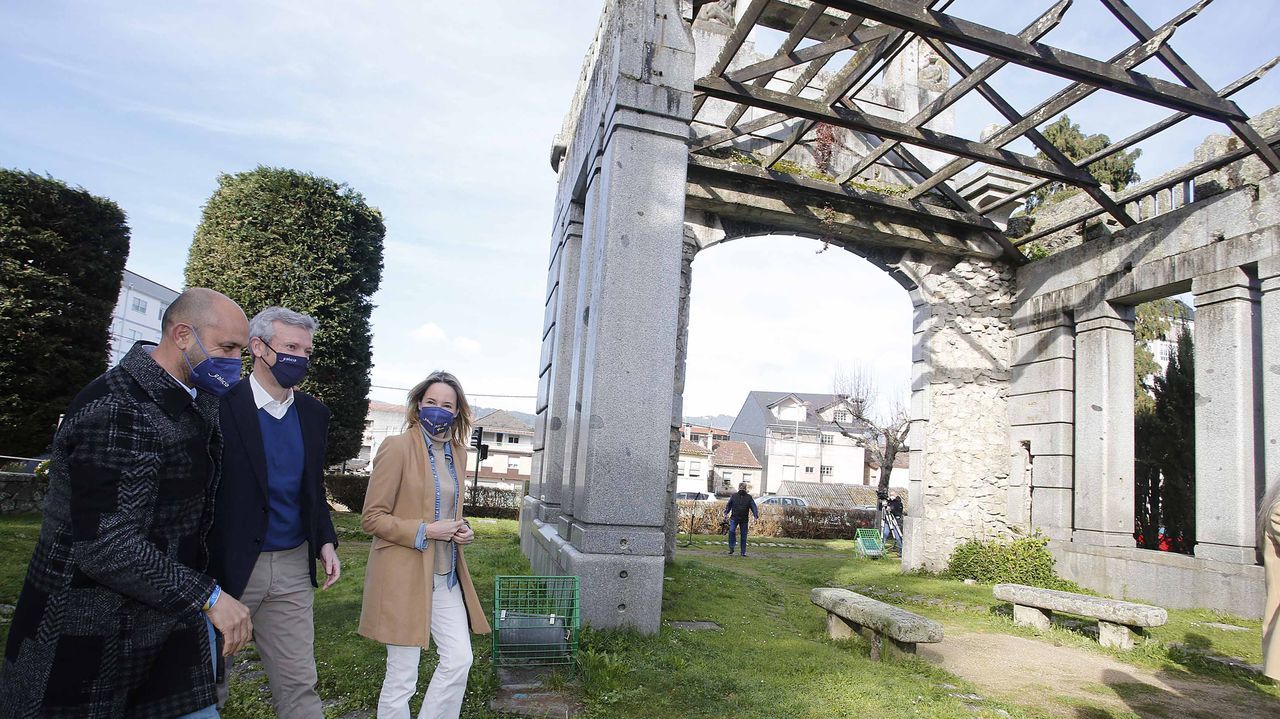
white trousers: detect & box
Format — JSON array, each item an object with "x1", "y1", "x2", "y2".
[{"x1": 377, "y1": 575, "x2": 473, "y2": 719}]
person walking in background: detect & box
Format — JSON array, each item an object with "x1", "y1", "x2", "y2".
[
  {"x1": 359, "y1": 371, "x2": 491, "y2": 719},
  {"x1": 724, "y1": 482, "x2": 759, "y2": 557},
  {"x1": 1259, "y1": 480, "x2": 1280, "y2": 681},
  {"x1": 0, "y1": 288, "x2": 253, "y2": 718},
  {"x1": 208, "y1": 307, "x2": 341, "y2": 716}
]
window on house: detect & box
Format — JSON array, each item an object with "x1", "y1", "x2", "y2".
[
  {"x1": 820, "y1": 465, "x2": 833, "y2": 476},
  {"x1": 833, "y1": 410, "x2": 849, "y2": 422},
  {"x1": 678, "y1": 461, "x2": 686, "y2": 476},
  {"x1": 157, "y1": 303, "x2": 168, "y2": 320},
  {"x1": 131, "y1": 298, "x2": 148, "y2": 314},
  {"x1": 804, "y1": 466, "x2": 814, "y2": 474},
  {"x1": 689, "y1": 461, "x2": 701, "y2": 477},
  {"x1": 741, "y1": 472, "x2": 752, "y2": 483},
  {"x1": 722, "y1": 470, "x2": 734, "y2": 482},
  {"x1": 509, "y1": 435, "x2": 519, "y2": 444},
  {"x1": 494, "y1": 432, "x2": 504, "y2": 443},
  {"x1": 126, "y1": 329, "x2": 141, "y2": 341},
  {"x1": 821, "y1": 433, "x2": 834, "y2": 444}
]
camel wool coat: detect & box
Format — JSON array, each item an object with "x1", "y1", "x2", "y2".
[{"x1": 358, "y1": 430, "x2": 490, "y2": 647}]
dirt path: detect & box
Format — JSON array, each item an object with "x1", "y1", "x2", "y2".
[{"x1": 920, "y1": 631, "x2": 1280, "y2": 718}]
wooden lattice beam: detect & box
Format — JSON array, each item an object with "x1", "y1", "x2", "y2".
[
  {"x1": 696, "y1": 76, "x2": 1098, "y2": 185},
  {"x1": 1099, "y1": 0, "x2": 1280, "y2": 172},
  {"x1": 835, "y1": 0, "x2": 1069, "y2": 184},
  {"x1": 822, "y1": 0, "x2": 1248, "y2": 122}
]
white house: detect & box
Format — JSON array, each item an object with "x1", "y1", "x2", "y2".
[
  {"x1": 466, "y1": 409, "x2": 533, "y2": 492},
  {"x1": 710, "y1": 440, "x2": 761, "y2": 495},
  {"x1": 355, "y1": 400, "x2": 407, "y2": 471},
  {"x1": 676, "y1": 438, "x2": 712, "y2": 494},
  {"x1": 109, "y1": 270, "x2": 179, "y2": 365},
  {"x1": 729, "y1": 392, "x2": 870, "y2": 495}
]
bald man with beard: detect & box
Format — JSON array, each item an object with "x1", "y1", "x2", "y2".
[{"x1": 0, "y1": 288, "x2": 254, "y2": 719}]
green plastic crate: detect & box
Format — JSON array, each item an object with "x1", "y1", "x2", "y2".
[
  {"x1": 855, "y1": 528, "x2": 884, "y2": 559},
  {"x1": 492, "y1": 576, "x2": 580, "y2": 667}
]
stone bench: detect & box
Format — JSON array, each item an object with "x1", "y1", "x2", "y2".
[
  {"x1": 811, "y1": 587, "x2": 943, "y2": 660},
  {"x1": 993, "y1": 583, "x2": 1167, "y2": 650}
]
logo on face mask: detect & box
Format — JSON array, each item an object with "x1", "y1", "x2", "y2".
[
  {"x1": 263, "y1": 342, "x2": 309, "y2": 388},
  {"x1": 182, "y1": 327, "x2": 243, "y2": 397},
  {"x1": 418, "y1": 406, "x2": 455, "y2": 436}
]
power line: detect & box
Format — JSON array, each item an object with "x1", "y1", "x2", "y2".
[{"x1": 368, "y1": 384, "x2": 536, "y2": 399}]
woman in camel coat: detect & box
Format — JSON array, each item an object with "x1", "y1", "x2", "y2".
[{"x1": 360, "y1": 371, "x2": 490, "y2": 719}]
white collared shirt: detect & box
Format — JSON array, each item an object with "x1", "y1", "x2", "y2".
[{"x1": 249, "y1": 374, "x2": 294, "y2": 420}]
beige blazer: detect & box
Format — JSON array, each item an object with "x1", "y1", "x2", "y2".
[{"x1": 358, "y1": 430, "x2": 491, "y2": 647}]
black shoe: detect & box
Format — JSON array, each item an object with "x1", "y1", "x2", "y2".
[
  {"x1": 727, "y1": 549, "x2": 734, "y2": 554},
  {"x1": 740, "y1": 553, "x2": 747, "y2": 557}
]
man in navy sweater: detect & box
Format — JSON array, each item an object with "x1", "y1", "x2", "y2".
[{"x1": 208, "y1": 307, "x2": 340, "y2": 717}]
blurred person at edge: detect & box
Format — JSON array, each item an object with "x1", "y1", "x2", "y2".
[
  {"x1": 1258, "y1": 480, "x2": 1280, "y2": 681},
  {"x1": 0, "y1": 288, "x2": 253, "y2": 718},
  {"x1": 359, "y1": 371, "x2": 491, "y2": 719}
]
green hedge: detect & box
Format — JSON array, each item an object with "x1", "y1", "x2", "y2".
[
  {"x1": 945, "y1": 533, "x2": 1080, "y2": 590},
  {"x1": 325, "y1": 473, "x2": 368, "y2": 513}
]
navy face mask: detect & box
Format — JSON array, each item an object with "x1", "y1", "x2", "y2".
[
  {"x1": 418, "y1": 406, "x2": 455, "y2": 436},
  {"x1": 182, "y1": 328, "x2": 242, "y2": 397},
  {"x1": 264, "y1": 342, "x2": 309, "y2": 388}
]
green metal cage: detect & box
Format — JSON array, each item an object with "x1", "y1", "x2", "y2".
[{"x1": 491, "y1": 575, "x2": 580, "y2": 667}]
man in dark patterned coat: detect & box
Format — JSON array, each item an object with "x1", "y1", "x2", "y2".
[{"x1": 0, "y1": 288, "x2": 254, "y2": 718}]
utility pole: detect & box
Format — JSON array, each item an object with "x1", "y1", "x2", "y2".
[{"x1": 470, "y1": 426, "x2": 486, "y2": 504}]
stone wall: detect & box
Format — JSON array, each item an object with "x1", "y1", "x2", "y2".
[
  {"x1": 1011, "y1": 136, "x2": 1280, "y2": 616},
  {"x1": 0, "y1": 472, "x2": 44, "y2": 514},
  {"x1": 902, "y1": 254, "x2": 1016, "y2": 570}
]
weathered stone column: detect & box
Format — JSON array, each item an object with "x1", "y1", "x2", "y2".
[
  {"x1": 1193, "y1": 266, "x2": 1263, "y2": 563},
  {"x1": 1260, "y1": 256, "x2": 1280, "y2": 506},
  {"x1": 522, "y1": 202, "x2": 585, "y2": 564},
  {"x1": 1071, "y1": 302, "x2": 1135, "y2": 546},
  {"x1": 1009, "y1": 311, "x2": 1076, "y2": 541},
  {"x1": 900, "y1": 254, "x2": 1015, "y2": 570}
]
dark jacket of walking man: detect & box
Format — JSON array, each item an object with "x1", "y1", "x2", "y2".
[
  {"x1": 0, "y1": 288, "x2": 254, "y2": 719},
  {"x1": 207, "y1": 307, "x2": 339, "y2": 718},
  {"x1": 724, "y1": 483, "x2": 759, "y2": 556}
]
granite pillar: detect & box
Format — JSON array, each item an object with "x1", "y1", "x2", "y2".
[
  {"x1": 1259, "y1": 256, "x2": 1280, "y2": 509},
  {"x1": 1072, "y1": 303, "x2": 1135, "y2": 547},
  {"x1": 1193, "y1": 266, "x2": 1263, "y2": 563}
]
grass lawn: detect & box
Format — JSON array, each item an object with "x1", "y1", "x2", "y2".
[{"x1": 0, "y1": 514, "x2": 1273, "y2": 718}]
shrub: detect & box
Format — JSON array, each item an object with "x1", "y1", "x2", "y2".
[
  {"x1": 325, "y1": 473, "x2": 368, "y2": 513},
  {"x1": 186, "y1": 167, "x2": 385, "y2": 467},
  {"x1": 946, "y1": 533, "x2": 1080, "y2": 590},
  {"x1": 675, "y1": 501, "x2": 875, "y2": 539},
  {"x1": 464, "y1": 485, "x2": 521, "y2": 519},
  {"x1": 0, "y1": 170, "x2": 129, "y2": 456}
]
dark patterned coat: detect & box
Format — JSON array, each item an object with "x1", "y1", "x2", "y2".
[{"x1": 0, "y1": 344, "x2": 222, "y2": 718}]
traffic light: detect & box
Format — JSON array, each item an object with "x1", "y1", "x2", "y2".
[
  {"x1": 471, "y1": 427, "x2": 488, "y2": 461},
  {"x1": 471, "y1": 427, "x2": 482, "y2": 446}
]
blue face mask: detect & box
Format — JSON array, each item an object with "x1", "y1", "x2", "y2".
[
  {"x1": 418, "y1": 406, "x2": 455, "y2": 436},
  {"x1": 264, "y1": 342, "x2": 308, "y2": 389},
  {"x1": 182, "y1": 327, "x2": 242, "y2": 397}
]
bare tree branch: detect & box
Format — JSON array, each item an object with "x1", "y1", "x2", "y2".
[{"x1": 832, "y1": 364, "x2": 910, "y2": 492}]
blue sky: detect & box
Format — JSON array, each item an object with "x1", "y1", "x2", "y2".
[{"x1": 2, "y1": 1, "x2": 1275, "y2": 419}]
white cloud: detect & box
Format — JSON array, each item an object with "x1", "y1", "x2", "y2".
[{"x1": 410, "y1": 322, "x2": 447, "y2": 342}]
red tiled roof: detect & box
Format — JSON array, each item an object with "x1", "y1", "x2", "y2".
[
  {"x1": 368, "y1": 400, "x2": 403, "y2": 413},
  {"x1": 679, "y1": 438, "x2": 711, "y2": 456},
  {"x1": 711, "y1": 440, "x2": 761, "y2": 469}
]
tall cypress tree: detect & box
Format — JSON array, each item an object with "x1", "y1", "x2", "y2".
[
  {"x1": 0, "y1": 170, "x2": 129, "y2": 456},
  {"x1": 1151, "y1": 327, "x2": 1195, "y2": 552},
  {"x1": 186, "y1": 167, "x2": 384, "y2": 466}
]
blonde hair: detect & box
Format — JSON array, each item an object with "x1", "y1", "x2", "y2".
[{"x1": 404, "y1": 371, "x2": 473, "y2": 450}]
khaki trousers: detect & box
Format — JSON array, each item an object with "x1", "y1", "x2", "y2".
[
  {"x1": 1265, "y1": 501, "x2": 1280, "y2": 680},
  {"x1": 221, "y1": 543, "x2": 324, "y2": 718}
]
